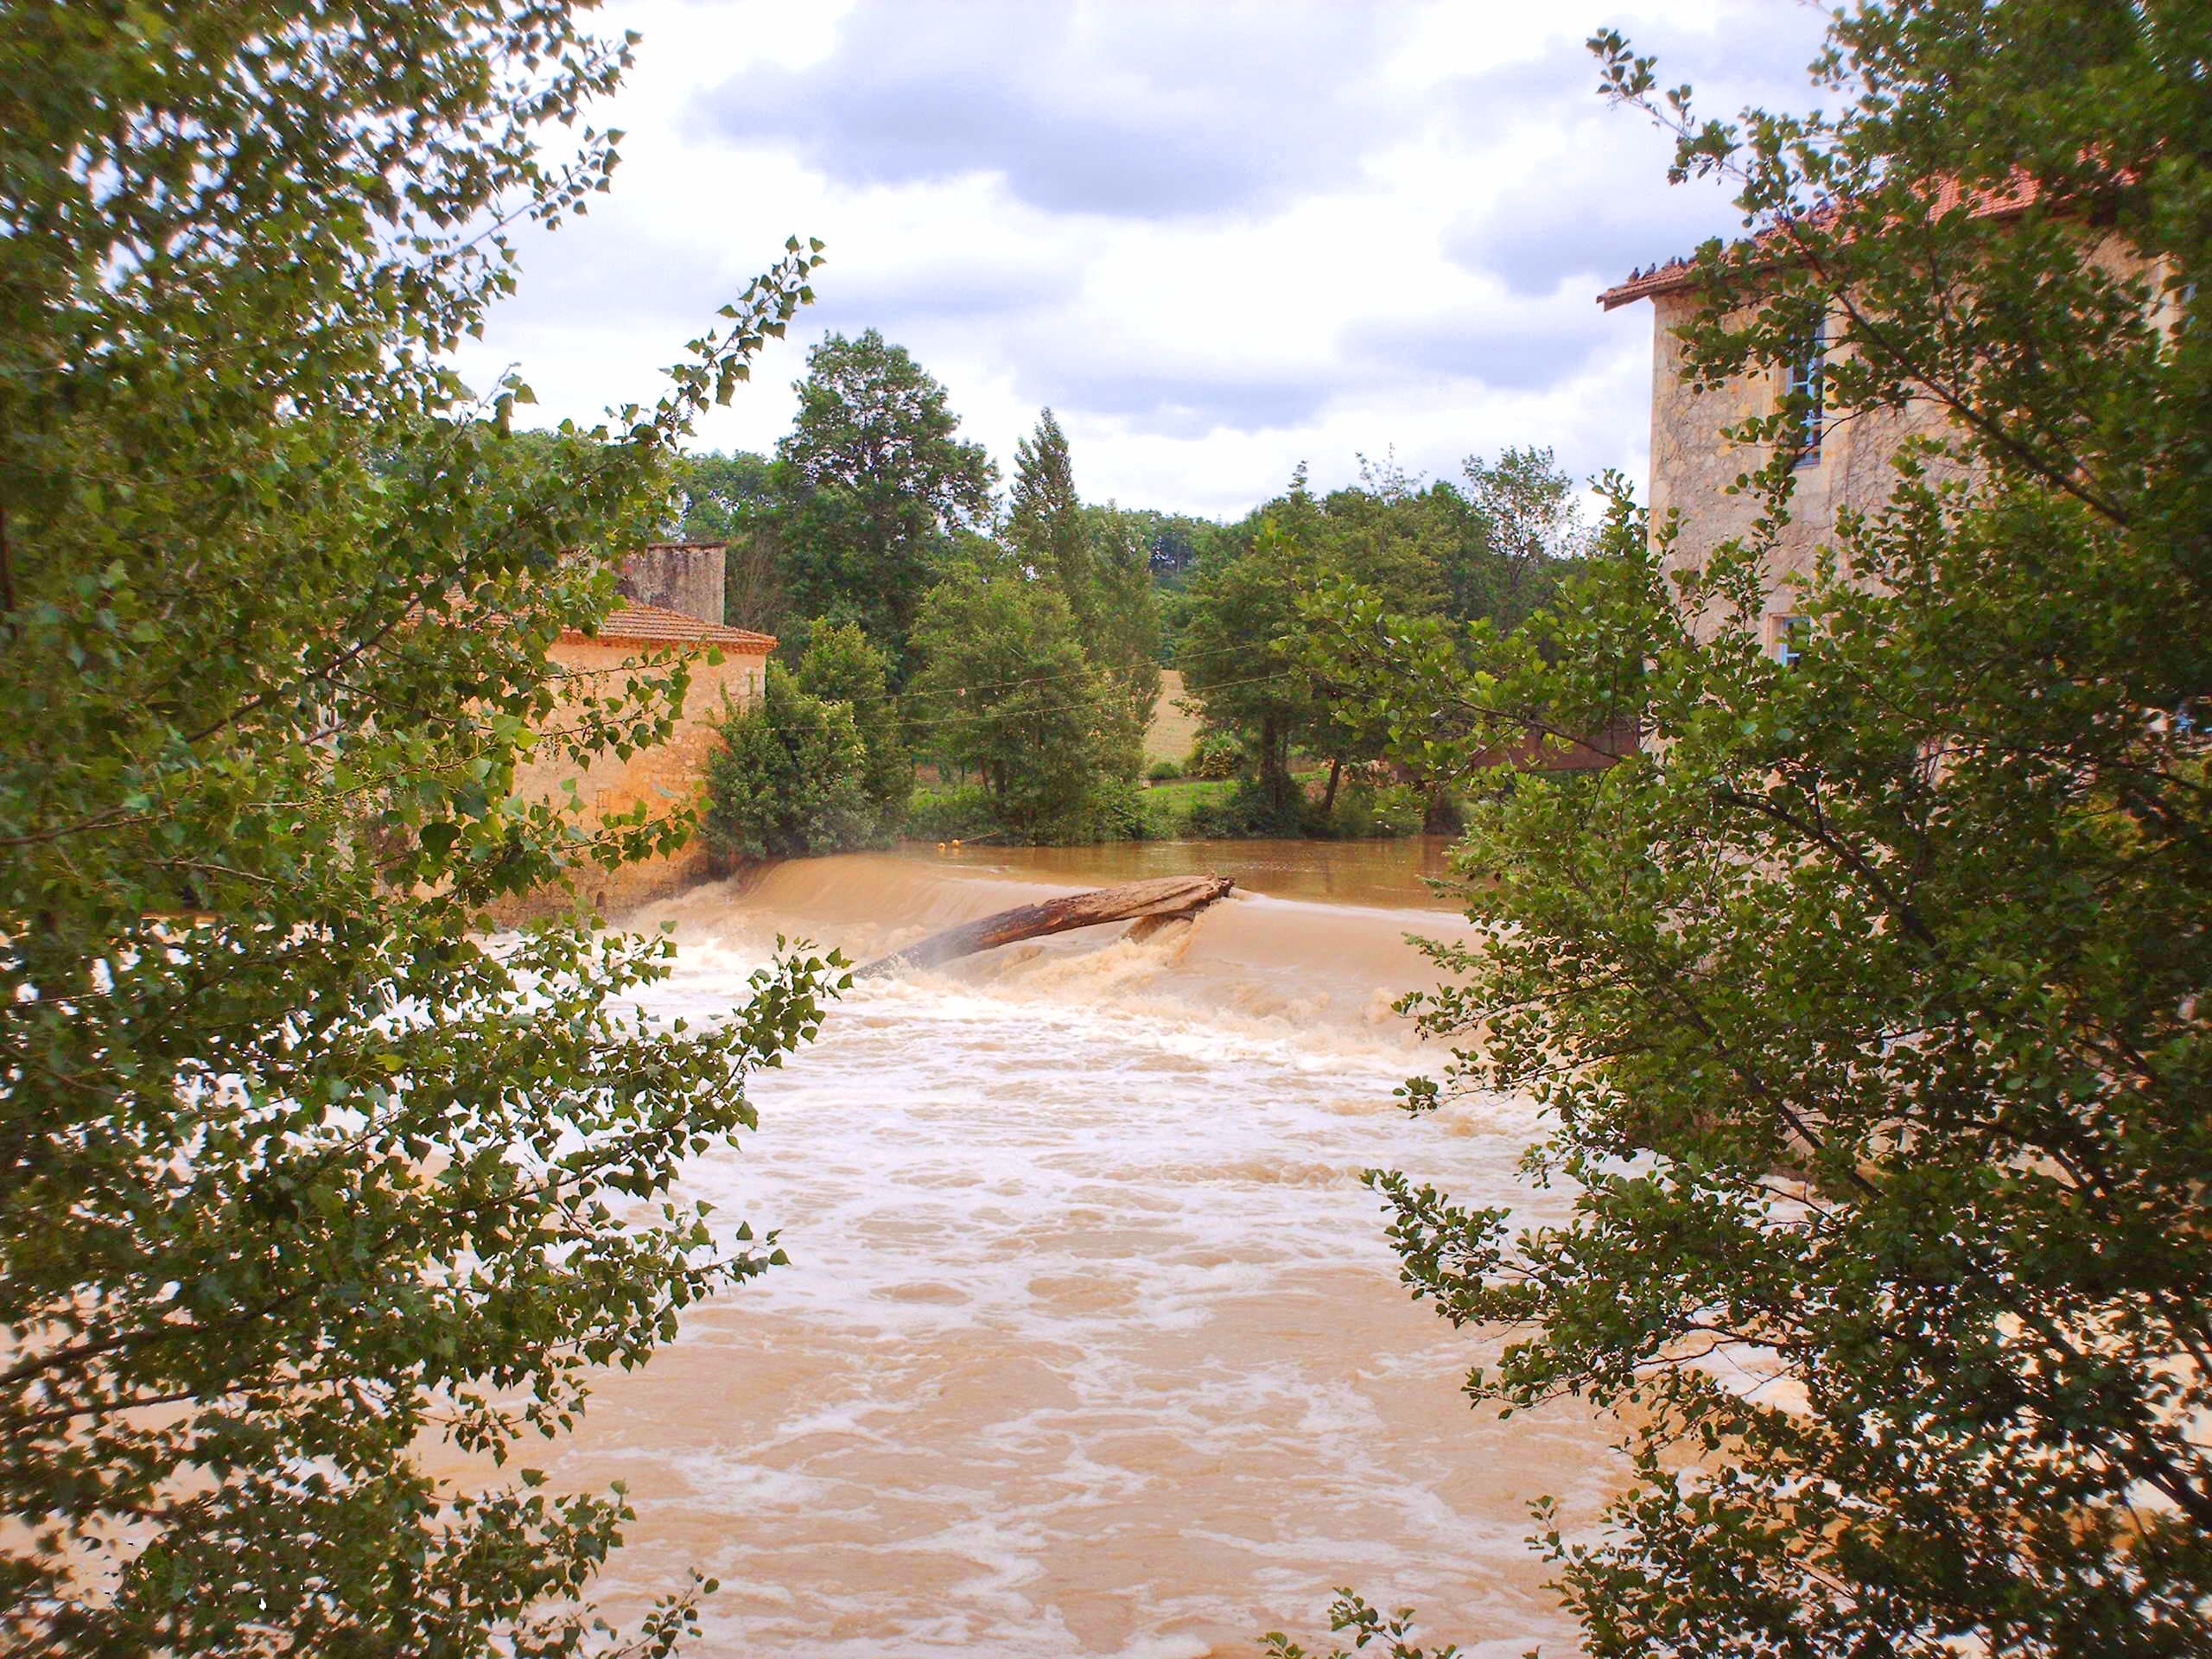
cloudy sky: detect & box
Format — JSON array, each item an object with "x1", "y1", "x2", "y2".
[{"x1": 460, "y1": 0, "x2": 1836, "y2": 519}]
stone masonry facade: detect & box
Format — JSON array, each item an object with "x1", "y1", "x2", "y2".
[
  {"x1": 1630, "y1": 284, "x2": 1947, "y2": 652},
  {"x1": 614, "y1": 540, "x2": 729, "y2": 627},
  {"x1": 499, "y1": 543, "x2": 772, "y2": 918},
  {"x1": 1605, "y1": 228, "x2": 2165, "y2": 656}
]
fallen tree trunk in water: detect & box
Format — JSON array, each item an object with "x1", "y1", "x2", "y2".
[{"x1": 855, "y1": 874, "x2": 1236, "y2": 979}]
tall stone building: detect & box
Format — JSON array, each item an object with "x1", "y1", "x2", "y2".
[
  {"x1": 1599, "y1": 202, "x2": 2169, "y2": 658},
  {"x1": 1598, "y1": 261, "x2": 1949, "y2": 659},
  {"x1": 506, "y1": 542, "x2": 773, "y2": 916}
]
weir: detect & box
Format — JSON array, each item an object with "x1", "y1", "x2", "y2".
[{"x1": 474, "y1": 845, "x2": 1609, "y2": 1657}]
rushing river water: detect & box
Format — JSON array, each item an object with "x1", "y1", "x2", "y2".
[{"x1": 495, "y1": 841, "x2": 1614, "y2": 1658}]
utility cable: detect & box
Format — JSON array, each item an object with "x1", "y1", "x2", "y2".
[{"x1": 891, "y1": 668, "x2": 1298, "y2": 732}]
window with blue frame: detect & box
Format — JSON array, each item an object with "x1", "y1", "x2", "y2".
[
  {"x1": 1772, "y1": 613, "x2": 1811, "y2": 667},
  {"x1": 1785, "y1": 313, "x2": 1827, "y2": 466}
]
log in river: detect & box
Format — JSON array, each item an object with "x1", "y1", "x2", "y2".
[{"x1": 855, "y1": 873, "x2": 1236, "y2": 978}]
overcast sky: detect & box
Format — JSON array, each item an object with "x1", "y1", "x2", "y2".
[{"x1": 459, "y1": 0, "x2": 1836, "y2": 519}]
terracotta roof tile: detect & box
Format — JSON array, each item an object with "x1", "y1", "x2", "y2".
[
  {"x1": 563, "y1": 602, "x2": 776, "y2": 652},
  {"x1": 1597, "y1": 175, "x2": 2047, "y2": 310}
]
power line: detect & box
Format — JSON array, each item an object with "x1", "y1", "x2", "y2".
[
  {"x1": 878, "y1": 632, "x2": 1281, "y2": 703},
  {"x1": 891, "y1": 668, "x2": 1297, "y2": 732}
]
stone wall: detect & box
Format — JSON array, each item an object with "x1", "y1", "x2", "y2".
[
  {"x1": 1644, "y1": 235, "x2": 2167, "y2": 645},
  {"x1": 615, "y1": 543, "x2": 726, "y2": 628},
  {"x1": 1646, "y1": 289, "x2": 1950, "y2": 645},
  {"x1": 494, "y1": 633, "x2": 768, "y2": 920}
]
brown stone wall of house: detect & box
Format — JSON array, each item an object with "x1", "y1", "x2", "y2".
[
  {"x1": 616, "y1": 544, "x2": 726, "y2": 628},
  {"x1": 1647, "y1": 289, "x2": 1954, "y2": 644},
  {"x1": 491, "y1": 637, "x2": 769, "y2": 922},
  {"x1": 1647, "y1": 236, "x2": 2165, "y2": 644}
]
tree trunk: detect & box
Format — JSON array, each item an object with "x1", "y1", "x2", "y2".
[
  {"x1": 1322, "y1": 754, "x2": 1344, "y2": 814},
  {"x1": 856, "y1": 874, "x2": 1235, "y2": 978},
  {"x1": 1260, "y1": 714, "x2": 1288, "y2": 812}
]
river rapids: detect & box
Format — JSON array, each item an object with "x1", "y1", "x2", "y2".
[{"x1": 481, "y1": 842, "x2": 1616, "y2": 1658}]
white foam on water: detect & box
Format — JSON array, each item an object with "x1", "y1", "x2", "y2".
[{"x1": 480, "y1": 854, "x2": 1616, "y2": 1657}]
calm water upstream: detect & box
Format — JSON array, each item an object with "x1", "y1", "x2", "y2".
[{"x1": 485, "y1": 841, "x2": 1613, "y2": 1658}]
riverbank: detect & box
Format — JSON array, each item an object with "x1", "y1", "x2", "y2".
[{"x1": 904, "y1": 774, "x2": 1435, "y2": 847}]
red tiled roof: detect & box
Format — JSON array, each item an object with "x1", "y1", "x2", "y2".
[
  {"x1": 563, "y1": 602, "x2": 776, "y2": 652},
  {"x1": 1597, "y1": 175, "x2": 2048, "y2": 310}
]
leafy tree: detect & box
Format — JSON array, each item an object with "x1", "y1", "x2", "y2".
[
  {"x1": 665, "y1": 449, "x2": 788, "y2": 633},
  {"x1": 907, "y1": 575, "x2": 1131, "y2": 840},
  {"x1": 1437, "y1": 445, "x2": 1586, "y2": 630},
  {"x1": 793, "y1": 620, "x2": 911, "y2": 829},
  {"x1": 1300, "y1": 2, "x2": 2211, "y2": 1654},
  {"x1": 703, "y1": 663, "x2": 875, "y2": 859},
  {"x1": 1007, "y1": 407, "x2": 1093, "y2": 620},
  {"x1": 671, "y1": 448, "x2": 773, "y2": 542},
  {"x1": 1128, "y1": 508, "x2": 1220, "y2": 588},
  {"x1": 1179, "y1": 465, "x2": 1452, "y2": 821},
  {"x1": 0, "y1": 4, "x2": 834, "y2": 1652},
  {"x1": 1004, "y1": 413, "x2": 1158, "y2": 774},
  {"x1": 1084, "y1": 509, "x2": 1166, "y2": 762},
  {"x1": 1175, "y1": 520, "x2": 1324, "y2": 820},
  {"x1": 770, "y1": 328, "x2": 995, "y2": 671}
]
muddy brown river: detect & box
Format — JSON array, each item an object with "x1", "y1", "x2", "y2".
[{"x1": 480, "y1": 842, "x2": 1614, "y2": 1657}]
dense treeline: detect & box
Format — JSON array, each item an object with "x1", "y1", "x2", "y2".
[{"x1": 664, "y1": 331, "x2": 1590, "y2": 852}]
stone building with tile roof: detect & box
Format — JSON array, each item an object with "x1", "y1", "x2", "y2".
[
  {"x1": 508, "y1": 542, "x2": 772, "y2": 917},
  {"x1": 1597, "y1": 178, "x2": 2161, "y2": 659}
]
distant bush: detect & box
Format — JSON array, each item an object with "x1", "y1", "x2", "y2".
[
  {"x1": 703, "y1": 664, "x2": 877, "y2": 860},
  {"x1": 1177, "y1": 779, "x2": 1305, "y2": 839},
  {"x1": 1160, "y1": 776, "x2": 1427, "y2": 842},
  {"x1": 1319, "y1": 781, "x2": 1426, "y2": 840},
  {"x1": 1147, "y1": 757, "x2": 1183, "y2": 783},
  {"x1": 1186, "y1": 731, "x2": 1243, "y2": 780},
  {"x1": 1072, "y1": 778, "x2": 1152, "y2": 844},
  {"x1": 794, "y1": 619, "x2": 911, "y2": 828},
  {"x1": 905, "y1": 779, "x2": 1154, "y2": 846},
  {"x1": 902, "y1": 785, "x2": 1000, "y2": 842}
]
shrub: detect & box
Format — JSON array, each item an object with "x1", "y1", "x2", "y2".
[
  {"x1": 1147, "y1": 757, "x2": 1184, "y2": 783},
  {"x1": 1066, "y1": 777, "x2": 1151, "y2": 844},
  {"x1": 909, "y1": 575, "x2": 1137, "y2": 836},
  {"x1": 704, "y1": 663, "x2": 876, "y2": 859},
  {"x1": 904, "y1": 778, "x2": 1151, "y2": 846},
  {"x1": 1186, "y1": 730, "x2": 1243, "y2": 779},
  {"x1": 1178, "y1": 779, "x2": 1308, "y2": 839},
  {"x1": 794, "y1": 619, "x2": 911, "y2": 827},
  {"x1": 902, "y1": 784, "x2": 1000, "y2": 842},
  {"x1": 1322, "y1": 781, "x2": 1426, "y2": 839}
]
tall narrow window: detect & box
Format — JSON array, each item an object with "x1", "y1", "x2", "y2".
[
  {"x1": 1772, "y1": 613, "x2": 1811, "y2": 668},
  {"x1": 1785, "y1": 312, "x2": 1827, "y2": 466}
]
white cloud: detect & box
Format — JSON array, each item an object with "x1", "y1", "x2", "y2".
[{"x1": 453, "y1": 0, "x2": 1837, "y2": 518}]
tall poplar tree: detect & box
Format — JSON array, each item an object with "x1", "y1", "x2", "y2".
[{"x1": 1007, "y1": 407, "x2": 1093, "y2": 622}]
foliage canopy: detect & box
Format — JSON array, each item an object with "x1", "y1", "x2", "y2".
[
  {"x1": 907, "y1": 575, "x2": 1136, "y2": 842},
  {"x1": 770, "y1": 328, "x2": 995, "y2": 673},
  {"x1": 0, "y1": 3, "x2": 834, "y2": 1650},
  {"x1": 1291, "y1": 1, "x2": 2211, "y2": 1653},
  {"x1": 703, "y1": 663, "x2": 877, "y2": 861}
]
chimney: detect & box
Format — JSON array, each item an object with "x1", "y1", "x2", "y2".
[{"x1": 615, "y1": 542, "x2": 727, "y2": 627}]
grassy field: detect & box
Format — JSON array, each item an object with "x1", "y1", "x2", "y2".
[{"x1": 1145, "y1": 669, "x2": 1204, "y2": 765}]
